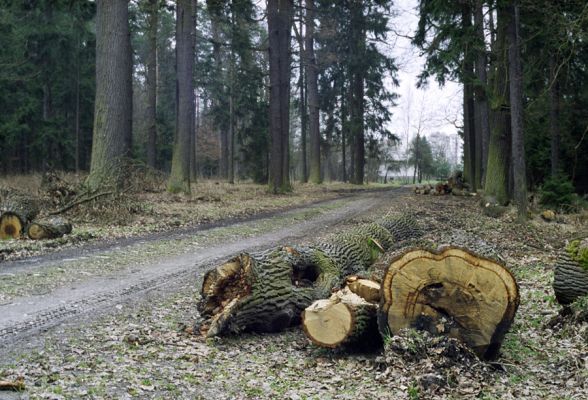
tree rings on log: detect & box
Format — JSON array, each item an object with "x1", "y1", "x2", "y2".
[
  {"x1": 302, "y1": 287, "x2": 379, "y2": 349},
  {"x1": 378, "y1": 247, "x2": 519, "y2": 360},
  {"x1": 0, "y1": 212, "x2": 25, "y2": 239},
  {"x1": 27, "y1": 217, "x2": 73, "y2": 240}
]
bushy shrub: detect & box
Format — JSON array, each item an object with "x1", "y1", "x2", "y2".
[{"x1": 540, "y1": 175, "x2": 576, "y2": 210}]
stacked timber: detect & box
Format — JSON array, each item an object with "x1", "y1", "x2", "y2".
[
  {"x1": 0, "y1": 197, "x2": 40, "y2": 239},
  {"x1": 553, "y1": 238, "x2": 588, "y2": 305},
  {"x1": 197, "y1": 213, "x2": 422, "y2": 337},
  {"x1": 27, "y1": 217, "x2": 73, "y2": 240},
  {"x1": 197, "y1": 213, "x2": 520, "y2": 361}
]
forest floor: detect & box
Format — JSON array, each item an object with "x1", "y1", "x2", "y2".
[{"x1": 1, "y1": 180, "x2": 587, "y2": 399}]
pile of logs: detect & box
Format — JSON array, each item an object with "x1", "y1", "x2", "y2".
[
  {"x1": 197, "y1": 213, "x2": 520, "y2": 361},
  {"x1": 413, "y1": 171, "x2": 472, "y2": 197},
  {"x1": 0, "y1": 196, "x2": 72, "y2": 240}
]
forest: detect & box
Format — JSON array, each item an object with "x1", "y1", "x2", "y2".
[{"x1": 0, "y1": 0, "x2": 586, "y2": 203}]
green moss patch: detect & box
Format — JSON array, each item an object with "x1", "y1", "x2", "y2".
[{"x1": 565, "y1": 239, "x2": 588, "y2": 270}]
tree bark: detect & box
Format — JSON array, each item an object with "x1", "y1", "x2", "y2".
[
  {"x1": 485, "y1": 2, "x2": 511, "y2": 206},
  {"x1": 474, "y1": 0, "x2": 490, "y2": 186},
  {"x1": 298, "y1": 0, "x2": 308, "y2": 183},
  {"x1": 268, "y1": 0, "x2": 293, "y2": 193},
  {"x1": 349, "y1": 0, "x2": 365, "y2": 185},
  {"x1": 462, "y1": 4, "x2": 477, "y2": 192},
  {"x1": 87, "y1": 0, "x2": 133, "y2": 190},
  {"x1": 27, "y1": 217, "x2": 72, "y2": 240},
  {"x1": 168, "y1": 0, "x2": 195, "y2": 194},
  {"x1": 305, "y1": 0, "x2": 321, "y2": 184},
  {"x1": 553, "y1": 239, "x2": 588, "y2": 305},
  {"x1": 506, "y1": 0, "x2": 527, "y2": 219},
  {"x1": 145, "y1": 0, "x2": 158, "y2": 169},
  {"x1": 549, "y1": 55, "x2": 560, "y2": 177}
]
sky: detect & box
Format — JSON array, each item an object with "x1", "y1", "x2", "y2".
[{"x1": 386, "y1": 0, "x2": 463, "y2": 156}]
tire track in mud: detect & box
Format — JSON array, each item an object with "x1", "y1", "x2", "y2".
[{"x1": 0, "y1": 188, "x2": 404, "y2": 346}]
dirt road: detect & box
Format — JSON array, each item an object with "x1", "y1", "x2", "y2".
[{"x1": 0, "y1": 188, "x2": 403, "y2": 349}]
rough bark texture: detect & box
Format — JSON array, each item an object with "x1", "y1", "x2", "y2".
[
  {"x1": 87, "y1": 0, "x2": 133, "y2": 190},
  {"x1": 549, "y1": 55, "x2": 560, "y2": 177},
  {"x1": 198, "y1": 213, "x2": 423, "y2": 337},
  {"x1": 305, "y1": 0, "x2": 321, "y2": 184},
  {"x1": 298, "y1": 0, "x2": 308, "y2": 183},
  {"x1": 378, "y1": 247, "x2": 519, "y2": 360},
  {"x1": 349, "y1": 0, "x2": 365, "y2": 185},
  {"x1": 0, "y1": 197, "x2": 40, "y2": 239},
  {"x1": 474, "y1": 0, "x2": 490, "y2": 185},
  {"x1": 168, "y1": 0, "x2": 195, "y2": 194},
  {"x1": 485, "y1": 3, "x2": 511, "y2": 206},
  {"x1": 302, "y1": 287, "x2": 379, "y2": 348},
  {"x1": 27, "y1": 217, "x2": 72, "y2": 240},
  {"x1": 553, "y1": 239, "x2": 588, "y2": 305},
  {"x1": 268, "y1": 0, "x2": 293, "y2": 193},
  {"x1": 506, "y1": 0, "x2": 527, "y2": 219},
  {"x1": 462, "y1": 4, "x2": 477, "y2": 191},
  {"x1": 145, "y1": 0, "x2": 158, "y2": 169}
]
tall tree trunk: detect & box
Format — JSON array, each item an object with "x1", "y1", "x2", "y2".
[
  {"x1": 268, "y1": 0, "x2": 293, "y2": 193},
  {"x1": 206, "y1": 0, "x2": 228, "y2": 179},
  {"x1": 462, "y1": 4, "x2": 477, "y2": 191},
  {"x1": 145, "y1": 0, "x2": 158, "y2": 169},
  {"x1": 305, "y1": 0, "x2": 321, "y2": 184},
  {"x1": 474, "y1": 0, "x2": 490, "y2": 186},
  {"x1": 349, "y1": 1, "x2": 365, "y2": 185},
  {"x1": 75, "y1": 26, "x2": 82, "y2": 173},
  {"x1": 549, "y1": 55, "x2": 560, "y2": 177},
  {"x1": 298, "y1": 0, "x2": 308, "y2": 182},
  {"x1": 87, "y1": 0, "x2": 133, "y2": 190},
  {"x1": 168, "y1": 0, "x2": 195, "y2": 194},
  {"x1": 506, "y1": 0, "x2": 527, "y2": 218},
  {"x1": 341, "y1": 92, "x2": 347, "y2": 182},
  {"x1": 485, "y1": 2, "x2": 511, "y2": 206},
  {"x1": 228, "y1": 53, "x2": 235, "y2": 184}
]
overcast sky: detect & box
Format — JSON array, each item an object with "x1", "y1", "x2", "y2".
[{"x1": 387, "y1": 0, "x2": 463, "y2": 148}]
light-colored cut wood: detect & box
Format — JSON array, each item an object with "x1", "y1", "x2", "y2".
[
  {"x1": 346, "y1": 276, "x2": 381, "y2": 303},
  {"x1": 379, "y1": 247, "x2": 519, "y2": 360}
]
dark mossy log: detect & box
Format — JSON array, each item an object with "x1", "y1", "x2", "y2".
[
  {"x1": 346, "y1": 276, "x2": 381, "y2": 303},
  {"x1": 302, "y1": 287, "x2": 380, "y2": 348},
  {"x1": 27, "y1": 217, "x2": 73, "y2": 240},
  {"x1": 0, "y1": 197, "x2": 40, "y2": 239},
  {"x1": 198, "y1": 246, "x2": 340, "y2": 337},
  {"x1": 378, "y1": 247, "x2": 519, "y2": 360},
  {"x1": 378, "y1": 214, "x2": 423, "y2": 243},
  {"x1": 553, "y1": 238, "x2": 588, "y2": 305}
]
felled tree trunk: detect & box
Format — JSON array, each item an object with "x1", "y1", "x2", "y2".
[
  {"x1": 197, "y1": 213, "x2": 423, "y2": 338},
  {"x1": 198, "y1": 246, "x2": 339, "y2": 337},
  {"x1": 553, "y1": 238, "x2": 588, "y2": 305},
  {"x1": 0, "y1": 198, "x2": 40, "y2": 239},
  {"x1": 378, "y1": 247, "x2": 519, "y2": 360},
  {"x1": 302, "y1": 286, "x2": 380, "y2": 349},
  {"x1": 27, "y1": 217, "x2": 72, "y2": 240}
]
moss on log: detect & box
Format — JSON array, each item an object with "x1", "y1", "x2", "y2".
[
  {"x1": 302, "y1": 287, "x2": 380, "y2": 349},
  {"x1": 378, "y1": 247, "x2": 519, "y2": 360},
  {"x1": 553, "y1": 238, "x2": 588, "y2": 305},
  {"x1": 27, "y1": 217, "x2": 72, "y2": 240}
]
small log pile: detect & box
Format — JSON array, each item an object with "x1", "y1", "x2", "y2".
[
  {"x1": 553, "y1": 238, "x2": 588, "y2": 305},
  {"x1": 413, "y1": 171, "x2": 472, "y2": 197},
  {"x1": 198, "y1": 214, "x2": 520, "y2": 360},
  {"x1": 1, "y1": 193, "x2": 72, "y2": 241},
  {"x1": 197, "y1": 214, "x2": 422, "y2": 337}
]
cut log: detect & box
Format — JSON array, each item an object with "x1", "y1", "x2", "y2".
[
  {"x1": 302, "y1": 287, "x2": 379, "y2": 348},
  {"x1": 378, "y1": 213, "x2": 422, "y2": 243},
  {"x1": 346, "y1": 276, "x2": 381, "y2": 303},
  {"x1": 378, "y1": 247, "x2": 519, "y2": 360},
  {"x1": 198, "y1": 246, "x2": 340, "y2": 337},
  {"x1": 27, "y1": 217, "x2": 73, "y2": 240},
  {"x1": 315, "y1": 231, "x2": 384, "y2": 277},
  {"x1": 553, "y1": 238, "x2": 588, "y2": 305},
  {"x1": 0, "y1": 197, "x2": 40, "y2": 239}
]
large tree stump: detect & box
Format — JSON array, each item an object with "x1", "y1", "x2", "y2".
[
  {"x1": 198, "y1": 246, "x2": 340, "y2": 337},
  {"x1": 27, "y1": 217, "x2": 73, "y2": 240},
  {"x1": 553, "y1": 238, "x2": 588, "y2": 305},
  {"x1": 302, "y1": 286, "x2": 380, "y2": 349},
  {"x1": 0, "y1": 197, "x2": 40, "y2": 239},
  {"x1": 378, "y1": 247, "x2": 519, "y2": 360}
]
